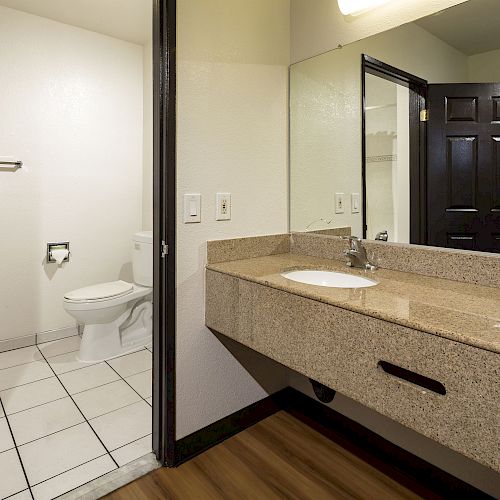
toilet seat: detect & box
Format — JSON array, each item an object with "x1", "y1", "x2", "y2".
[
  {"x1": 64, "y1": 283, "x2": 151, "y2": 312},
  {"x1": 64, "y1": 280, "x2": 133, "y2": 303}
]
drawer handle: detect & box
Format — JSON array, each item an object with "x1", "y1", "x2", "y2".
[{"x1": 378, "y1": 361, "x2": 446, "y2": 395}]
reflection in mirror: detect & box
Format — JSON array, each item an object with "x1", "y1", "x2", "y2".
[
  {"x1": 365, "y1": 73, "x2": 409, "y2": 243},
  {"x1": 290, "y1": 0, "x2": 500, "y2": 252}
]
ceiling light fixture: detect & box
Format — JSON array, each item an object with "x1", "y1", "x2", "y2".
[{"x1": 338, "y1": 0, "x2": 390, "y2": 16}]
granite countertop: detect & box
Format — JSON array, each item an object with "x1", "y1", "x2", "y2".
[{"x1": 206, "y1": 253, "x2": 500, "y2": 354}]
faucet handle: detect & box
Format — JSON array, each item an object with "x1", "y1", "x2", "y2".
[{"x1": 341, "y1": 235, "x2": 360, "y2": 250}]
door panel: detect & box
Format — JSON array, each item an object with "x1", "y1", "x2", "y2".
[
  {"x1": 446, "y1": 136, "x2": 478, "y2": 209},
  {"x1": 428, "y1": 83, "x2": 500, "y2": 252},
  {"x1": 493, "y1": 137, "x2": 500, "y2": 210}
]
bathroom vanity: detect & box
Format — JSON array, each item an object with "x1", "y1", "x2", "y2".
[{"x1": 205, "y1": 233, "x2": 500, "y2": 474}]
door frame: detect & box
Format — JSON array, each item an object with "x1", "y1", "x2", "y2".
[
  {"x1": 152, "y1": 0, "x2": 176, "y2": 466},
  {"x1": 361, "y1": 55, "x2": 428, "y2": 244}
]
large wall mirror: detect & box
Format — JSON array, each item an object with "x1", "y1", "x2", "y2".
[{"x1": 290, "y1": 0, "x2": 500, "y2": 253}]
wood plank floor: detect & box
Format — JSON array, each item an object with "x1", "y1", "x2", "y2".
[{"x1": 106, "y1": 411, "x2": 421, "y2": 500}]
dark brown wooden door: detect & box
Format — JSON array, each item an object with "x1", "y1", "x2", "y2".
[{"x1": 427, "y1": 83, "x2": 500, "y2": 252}]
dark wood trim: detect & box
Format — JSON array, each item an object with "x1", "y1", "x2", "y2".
[
  {"x1": 361, "y1": 56, "x2": 367, "y2": 238},
  {"x1": 174, "y1": 387, "x2": 489, "y2": 498},
  {"x1": 363, "y1": 54, "x2": 427, "y2": 88},
  {"x1": 361, "y1": 54, "x2": 428, "y2": 244},
  {"x1": 175, "y1": 390, "x2": 288, "y2": 465},
  {"x1": 152, "y1": 0, "x2": 176, "y2": 467}
]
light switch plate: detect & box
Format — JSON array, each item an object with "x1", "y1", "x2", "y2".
[
  {"x1": 335, "y1": 192, "x2": 345, "y2": 214},
  {"x1": 183, "y1": 194, "x2": 201, "y2": 223},
  {"x1": 215, "y1": 193, "x2": 231, "y2": 221},
  {"x1": 351, "y1": 193, "x2": 360, "y2": 213}
]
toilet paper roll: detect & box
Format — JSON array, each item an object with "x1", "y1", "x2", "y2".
[{"x1": 51, "y1": 248, "x2": 69, "y2": 265}]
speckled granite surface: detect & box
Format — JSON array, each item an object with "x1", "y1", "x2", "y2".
[
  {"x1": 291, "y1": 232, "x2": 500, "y2": 288},
  {"x1": 308, "y1": 226, "x2": 351, "y2": 237},
  {"x1": 207, "y1": 234, "x2": 290, "y2": 264},
  {"x1": 207, "y1": 253, "x2": 500, "y2": 354},
  {"x1": 206, "y1": 270, "x2": 500, "y2": 472}
]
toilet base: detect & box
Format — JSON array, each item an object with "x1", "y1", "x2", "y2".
[{"x1": 78, "y1": 300, "x2": 152, "y2": 363}]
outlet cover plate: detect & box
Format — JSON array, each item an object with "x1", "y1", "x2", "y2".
[
  {"x1": 335, "y1": 192, "x2": 345, "y2": 214},
  {"x1": 216, "y1": 193, "x2": 231, "y2": 221}
]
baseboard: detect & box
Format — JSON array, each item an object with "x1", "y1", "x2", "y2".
[
  {"x1": 175, "y1": 389, "x2": 289, "y2": 465},
  {"x1": 0, "y1": 334, "x2": 37, "y2": 353},
  {"x1": 0, "y1": 326, "x2": 78, "y2": 353},
  {"x1": 37, "y1": 326, "x2": 78, "y2": 344},
  {"x1": 174, "y1": 387, "x2": 491, "y2": 498}
]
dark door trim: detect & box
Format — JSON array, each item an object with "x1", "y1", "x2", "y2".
[
  {"x1": 152, "y1": 0, "x2": 176, "y2": 467},
  {"x1": 361, "y1": 55, "x2": 428, "y2": 244}
]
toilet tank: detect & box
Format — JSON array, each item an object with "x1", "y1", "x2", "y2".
[{"x1": 132, "y1": 231, "x2": 153, "y2": 287}]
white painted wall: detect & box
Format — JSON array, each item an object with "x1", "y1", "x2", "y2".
[
  {"x1": 290, "y1": 0, "x2": 469, "y2": 63},
  {"x1": 176, "y1": 0, "x2": 290, "y2": 439},
  {"x1": 290, "y1": 22, "x2": 468, "y2": 233},
  {"x1": 142, "y1": 36, "x2": 153, "y2": 230},
  {"x1": 0, "y1": 6, "x2": 144, "y2": 341}
]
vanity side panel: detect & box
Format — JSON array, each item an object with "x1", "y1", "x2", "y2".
[
  {"x1": 205, "y1": 271, "x2": 240, "y2": 335},
  {"x1": 205, "y1": 272, "x2": 499, "y2": 472}
]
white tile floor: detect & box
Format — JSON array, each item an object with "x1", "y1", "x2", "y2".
[{"x1": 0, "y1": 337, "x2": 153, "y2": 500}]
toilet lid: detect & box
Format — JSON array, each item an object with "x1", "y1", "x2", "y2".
[{"x1": 64, "y1": 280, "x2": 134, "y2": 302}]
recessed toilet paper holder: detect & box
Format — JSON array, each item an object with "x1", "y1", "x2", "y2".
[{"x1": 47, "y1": 242, "x2": 70, "y2": 263}]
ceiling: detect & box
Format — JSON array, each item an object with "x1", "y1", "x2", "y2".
[
  {"x1": 416, "y1": 0, "x2": 500, "y2": 56},
  {"x1": 0, "y1": 0, "x2": 151, "y2": 45}
]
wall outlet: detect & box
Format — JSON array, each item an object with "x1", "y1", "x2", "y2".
[
  {"x1": 351, "y1": 193, "x2": 360, "y2": 213},
  {"x1": 335, "y1": 192, "x2": 345, "y2": 214},
  {"x1": 183, "y1": 194, "x2": 201, "y2": 223},
  {"x1": 216, "y1": 192, "x2": 231, "y2": 221}
]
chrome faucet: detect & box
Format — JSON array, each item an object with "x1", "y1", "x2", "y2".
[{"x1": 342, "y1": 236, "x2": 377, "y2": 271}]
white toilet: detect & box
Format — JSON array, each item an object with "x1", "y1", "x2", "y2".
[{"x1": 64, "y1": 231, "x2": 153, "y2": 362}]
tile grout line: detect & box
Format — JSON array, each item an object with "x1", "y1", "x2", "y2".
[
  {"x1": 0, "y1": 334, "x2": 80, "y2": 369},
  {"x1": 4, "y1": 395, "x2": 68, "y2": 418},
  {"x1": 2, "y1": 370, "x2": 143, "y2": 418},
  {"x1": 14, "y1": 421, "x2": 84, "y2": 449},
  {"x1": 109, "y1": 432, "x2": 152, "y2": 454},
  {"x1": 35, "y1": 346, "x2": 121, "y2": 471},
  {"x1": 105, "y1": 361, "x2": 152, "y2": 405},
  {"x1": 7, "y1": 397, "x2": 151, "y2": 449},
  {"x1": 0, "y1": 398, "x2": 35, "y2": 500},
  {"x1": 0, "y1": 357, "x2": 44, "y2": 373},
  {"x1": 87, "y1": 399, "x2": 147, "y2": 423},
  {"x1": 0, "y1": 375, "x2": 54, "y2": 393},
  {"x1": 36, "y1": 461, "x2": 120, "y2": 498},
  {"x1": 46, "y1": 345, "x2": 151, "y2": 376},
  {"x1": 29, "y1": 452, "x2": 111, "y2": 490}
]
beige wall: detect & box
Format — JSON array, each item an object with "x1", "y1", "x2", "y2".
[
  {"x1": 176, "y1": 0, "x2": 290, "y2": 439},
  {"x1": 290, "y1": 22, "x2": 468, "y2": 233},
  {"x1": 0, "y1": 6, "x2": 144, "y2": 342},
  {"x1": 290, "y1": 0, "x2": 469, "y2": 63},
  {"x1": 468, "y1": 47, "x2": 500, "y2": 82}
]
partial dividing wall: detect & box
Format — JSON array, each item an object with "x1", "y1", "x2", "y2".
[
  {"x1": 0, "y1": 7, "x2": 144, "y2": 343},
  {"x1": 176, "y1": 0, "x2": 290, "y2": 439}
]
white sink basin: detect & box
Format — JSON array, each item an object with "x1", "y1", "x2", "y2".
[{"x1": 281, "y1": 270, "x2": 377, "y2": 288}]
